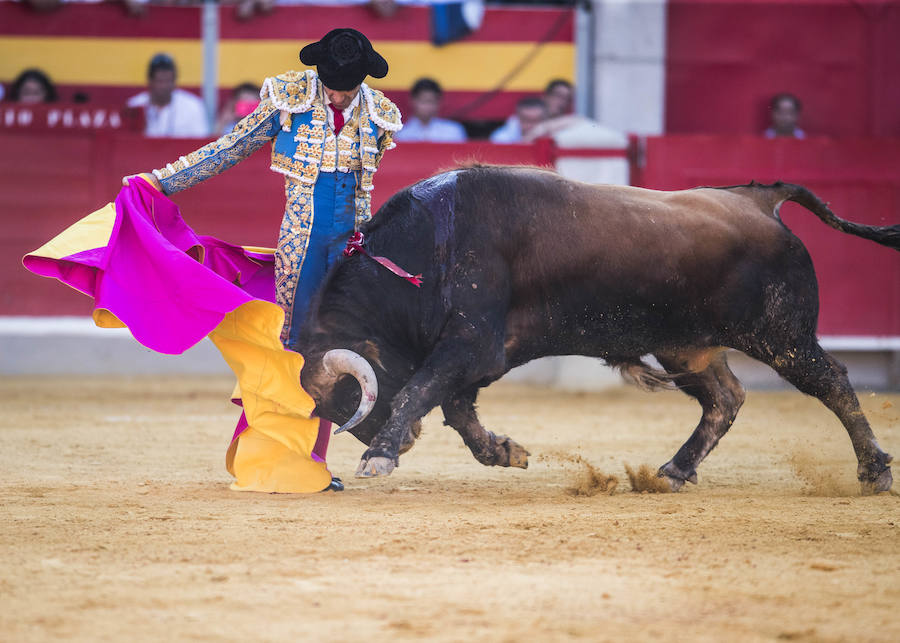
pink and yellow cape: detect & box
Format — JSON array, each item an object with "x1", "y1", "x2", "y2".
[{"x1": 23, "y1": 176, "x2": 333, "y2": 493}]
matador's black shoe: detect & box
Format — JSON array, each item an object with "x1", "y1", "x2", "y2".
[{"x1": 322, "y1": 476, "x2": 344, "y2": 492}]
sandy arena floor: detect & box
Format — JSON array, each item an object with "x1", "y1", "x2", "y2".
[{"x1": 1, "y1": 375, "x2": 898, "y2": 642}]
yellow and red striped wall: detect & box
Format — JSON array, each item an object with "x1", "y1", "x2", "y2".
[{"x1": 0, "y1": 2, "x2": 575, "y2": 121}]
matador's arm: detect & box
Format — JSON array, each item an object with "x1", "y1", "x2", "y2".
[{"x1": 150, "y1": 97, "x2": 281, "y2": 195}]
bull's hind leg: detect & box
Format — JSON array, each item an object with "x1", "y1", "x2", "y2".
[
  {"x1": 655, "y1": 351, "x2": 746, "y2": 491},
  {"x1": 751, "y1": 342, "x2": 893, "y2": 493},
  {"x1": 441, "y1": 386, "x2": 529, "y2": 469}
]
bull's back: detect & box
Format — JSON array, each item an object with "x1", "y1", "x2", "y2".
[
  {"x1": 457, "y1": 168, "x2": 787, "y2": 292},
  {"x1": 454, "y1": 167, "x2": 805, "y2": 359}
]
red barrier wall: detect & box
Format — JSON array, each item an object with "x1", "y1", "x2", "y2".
[
  {"x1": 666, "y1": 0, "x2": 900, "y2": 137},
  {"x1": 1, "y1": 130, "x2": 543, "y2": 316},
  {"x1": 631, "y1": 135, "x2": 900, "y2": 336},
  {"x1": 5, "y1": 129, "x2": 897, "y2": 339}
]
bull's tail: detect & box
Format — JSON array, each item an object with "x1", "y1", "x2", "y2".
[
  {"x1": 618, "y1": 360, "x2": 677, "y2": 392},
  {"x1": 747, "y1": 181, "x2": 900, "y2": 251}
]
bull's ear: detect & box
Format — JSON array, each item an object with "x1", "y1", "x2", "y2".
[{"x1": 360, "y1": 340, "x2": 385, "y2": 371}]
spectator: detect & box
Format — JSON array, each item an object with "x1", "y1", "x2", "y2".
[
  {"x1": 121, "y1": 0, "x2": 149, "y2": 18},
  {"x1": 21, "y1": 0, "x2": 63, "y2": 12},
  {"x1": 8, "y1": 68, "x2": 58, "y2": 104},
  {"x1": 213, "y1": 82, "x2": 260, "y2": 136},
  {"x1": 543, "y1": 78, "x2": 573, "y2": 118},
  {"x1": 127, "y1": 53, "x2": 210, "y2": 138},
  {"x1": 235, "y1": 0, "x2": 275, "y2": 21},
  {"x1": 490, "y1": 96, "x2": 548, "y2": 144},
  {"x1": 765, "y1": 93, "x2": 805, "y2": 139},
  {"x1": 394, "y1": 78, "x2": 467, "y2": 143},
  {"x1": 369, "y1": 0, "x2": 400, "y2": 19},
  {"x1": 21, "y1": 0, "x2": 148, "y2": 16}
]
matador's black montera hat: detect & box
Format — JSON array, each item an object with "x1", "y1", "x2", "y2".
[{"x1": 300, "y1": 28, "x2": 388, "y2": 91}]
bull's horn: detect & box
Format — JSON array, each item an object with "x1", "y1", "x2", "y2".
[{"x1": 321, "y1": 349, "x2": 378, "y2": 434}]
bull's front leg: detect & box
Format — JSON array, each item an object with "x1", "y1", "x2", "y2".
[
  {"x1": 442, "y1": 387, "x2": 529, "y2": 469},
  {"x1": 356, "y1": 324, "x2": 503, "y2": 478},
  {"x1": 355, "y1": 360, "x2": 456, "y2": 477}
]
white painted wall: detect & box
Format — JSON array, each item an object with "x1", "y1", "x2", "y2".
[
  {"x1": 591, "y1": 0, "x2": 667, "y2": 135},
  {"x1": 1, "y1": 320, "x2": 897, "y2": 390}
]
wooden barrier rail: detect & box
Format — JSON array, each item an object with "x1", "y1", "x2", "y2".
[{"x1": 3, "y1": 130, "x2": 897, "y2": 339}]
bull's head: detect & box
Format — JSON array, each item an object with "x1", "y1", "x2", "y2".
[
  {"x1": 300, "y1": 343, "x2": 422, "y2": 454},
  {"x1": 304, "y1": 349, "x2": 378, "y2": 435},
  {"x1": 296, "y1": 245, "x2": 426, "y2": 453}
]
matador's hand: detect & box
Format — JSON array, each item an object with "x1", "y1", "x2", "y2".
[{"x1": 122, "y1": 173, "x2": 162, "y2": 192}]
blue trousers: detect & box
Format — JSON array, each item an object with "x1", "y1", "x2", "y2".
[{"x1": 285, "y1": 171, "x2": 358, "y2": 347}]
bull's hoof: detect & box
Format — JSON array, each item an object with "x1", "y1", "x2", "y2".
[
  {"x1": 860, "y1": 467, "x2": 892, "y2": 495},
  {"x1": 497, "y1": 435, "x2": 530, "y2": 469},
  {"x1": 658, "y1": 460, "x2": 698, "y2": 492},
  {"x1": 659, "y1": 473, "x2": 685, "y2": 492},
  {"x1": 355, "y1": 456, "x2": 396, "y2": 478}
]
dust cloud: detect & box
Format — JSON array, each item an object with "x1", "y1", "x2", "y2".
[
  {"x1": 624, "y1": 463, "x2": 672, "y2": 493},
  {"x1": 787, "y1": 450, "x2": 857, "y2": 497},
  {"x1": 537, "y1": 451, "x2": 618, "y2": 496}
]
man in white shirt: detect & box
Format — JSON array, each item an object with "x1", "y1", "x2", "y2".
[
  {"x1": 127, "y1": 53, "x2": 210, "y2": 139},
  {"x1": 395, "y1": 78, "x2": 466, "y2": 143},
  {"x1": 490, "y1": 96, "x2": 548, "y2": 144}
]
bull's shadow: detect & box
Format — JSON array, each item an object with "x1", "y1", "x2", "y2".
[{"x1": 296, "y1": 165, "x2": 897, "y2": 494}]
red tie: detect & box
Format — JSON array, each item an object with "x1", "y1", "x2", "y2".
[{"x1": 329, "y1": 104, "x2": 344, "y2": 133}]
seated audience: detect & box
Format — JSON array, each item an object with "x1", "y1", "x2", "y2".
[
  {"x1": 543, "y1": 78, "x2": 573, "y2": 118},
  {"x1": 20, "y1": 0, "x2": 148, "y2": 16},
  {"x1": 213, "y1": 82, "x2": 260, "y2": 136},
  {"x1": 8, "y1": 68, "x2": 58, "y2": 104},
  {"x1": 20, "y1": 0, "x2": 63, "y2": 12},
  {"x1": 235, "y1": 0, "x2": 275, "y2": 21},
  {"x1": 394, "y1": 78, "x2": 467, "y2": 143},
  {"x1": 127, "y1": 53, "x2": 210, "y2": 139},
  {"x1": 490, "y1": 96, "x2": 548, "y2": 144},
  {"x1": 764, "y1": 92, "x2": 806, "y2": 139}
]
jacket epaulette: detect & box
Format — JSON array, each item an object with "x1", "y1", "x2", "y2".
[
  {"x1": 260, "y1": 70, "x2": 318, "y2": 114},
  {"x1": 362, "y1": 85, "x2": 403, "y2": 132}
]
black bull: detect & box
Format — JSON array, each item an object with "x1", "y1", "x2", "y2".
[{"x1": 296, "y1": 165, "x2": 898, "y2": 493}]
